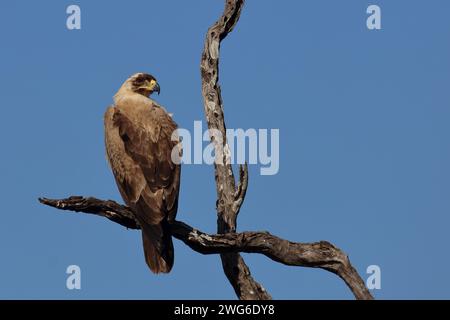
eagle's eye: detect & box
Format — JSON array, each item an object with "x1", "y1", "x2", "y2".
[{"x1": 134, "y1": 76, "x2": 145, "y2": 85}]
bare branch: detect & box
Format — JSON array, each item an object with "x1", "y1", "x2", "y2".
[
  {"x1": 39, "y1": 196, "x2": 373, "y2": 300},
  {"x1": 200, "y1": 0, "x2": 270, "y2": 299},
  {"x1": 233, "y1": 163, "x2": 249, "y2": 216},
  {"x1": 40, "y1": 196, "x2": 139, "y2": 229},
  {"x1": 201, "y1": 0, "x2": 245, "y2": 231}
]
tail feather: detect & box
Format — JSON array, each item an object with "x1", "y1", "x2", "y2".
[{"x1": 141, "y1": 223, "x2": 174, "y2": 274}]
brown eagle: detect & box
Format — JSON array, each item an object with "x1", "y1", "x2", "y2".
[{"x1": 104, "y1": 73, "x2": 181, "y2": 273}]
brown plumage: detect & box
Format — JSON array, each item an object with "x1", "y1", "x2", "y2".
[{"x1": 104, "y1": 73, "x2": 181, "y2": 273}]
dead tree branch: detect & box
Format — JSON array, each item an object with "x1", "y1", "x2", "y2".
[
  {"x1": 200, "y1": 0, "x2": 270, "y2": 300},
  {"x1": 39, "y1": 196, "x2": 373, "y2": 300}
]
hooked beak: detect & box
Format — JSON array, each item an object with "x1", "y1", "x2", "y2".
[
  {"x1": 140, "y1": 79, "x2": 160, "y2": 96},
  {"x1": 153, "y1": 82, "x2": 160, "y2": 95}
]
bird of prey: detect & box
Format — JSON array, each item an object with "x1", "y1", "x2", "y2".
[{"x1": 104, "y1": 73, "x2": 181, "y2": 273}]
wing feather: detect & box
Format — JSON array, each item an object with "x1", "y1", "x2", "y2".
[{"x1": 105, "y1": 98, "x2": 181, "y2": 225}]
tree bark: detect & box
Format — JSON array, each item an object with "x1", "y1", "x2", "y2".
[{"x1": 200, "y1": 0, "x2": 270, "y2": 299}]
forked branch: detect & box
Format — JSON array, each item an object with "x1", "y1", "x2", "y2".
[{"x1": 200, "y1": 0, "x2": 269, "y2": 299}]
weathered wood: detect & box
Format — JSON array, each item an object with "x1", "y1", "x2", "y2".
[
  {"x1": 39, "y1": 196, "x2": 373, "y2": 300},
  {"x1": 199, "y1": 0, "x2": 270, "y2": 300}
]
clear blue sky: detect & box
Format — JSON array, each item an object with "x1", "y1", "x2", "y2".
[{"x1": 0, "y1": 0, "x2": 449, "y2": 299}]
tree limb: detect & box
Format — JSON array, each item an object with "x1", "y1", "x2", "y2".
[
  {"x1": 200, "y1": 0, "x2": 269, "y2": 300},
  {"x1": 38, "y1": 196, "x2": 373, "y2": 300}
]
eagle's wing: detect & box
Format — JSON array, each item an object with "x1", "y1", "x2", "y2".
[
  {"x1": 113, "y1": 104, "x2": 180, "y2": 221},
  {"x1": 104, "y1": 101, "x2": 181, "y2": 273}
]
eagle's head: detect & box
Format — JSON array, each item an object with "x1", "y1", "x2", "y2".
[{"x1": 120, "y1": 73, "x2": 161, "y2": 97}]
